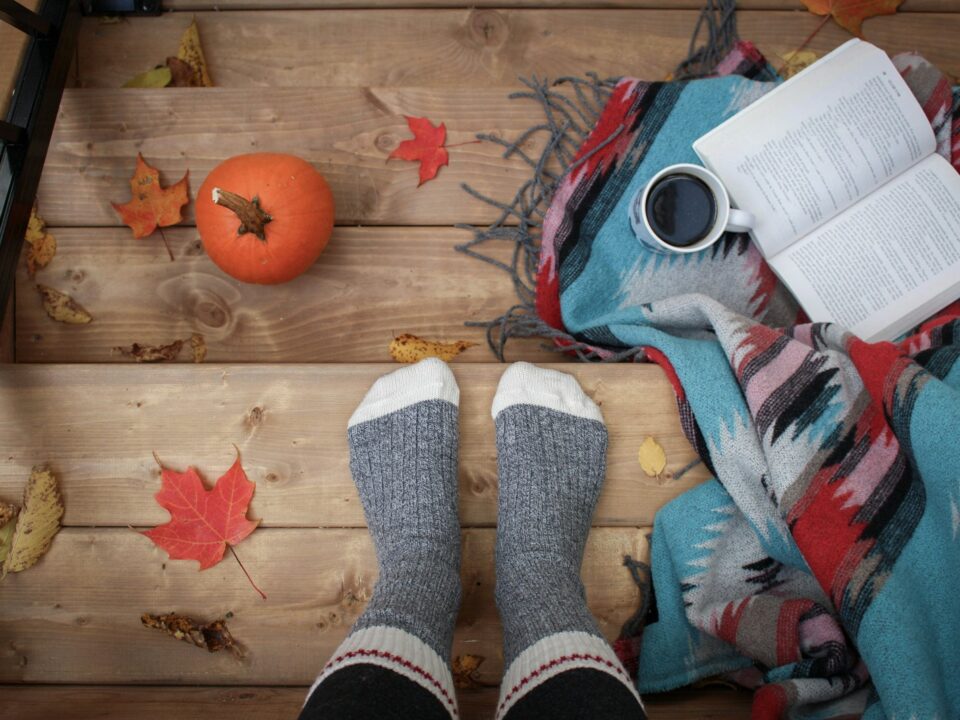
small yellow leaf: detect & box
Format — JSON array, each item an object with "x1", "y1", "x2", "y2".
[
  {"x1": 37, "y1": 284, "x2": 93, "y2": 324},
  {"x1": 191, "y1": 333, "x2": 207, "y2": 363},
  {"x1": 123, "y1": 66, "x2": 173, "y2": 88},
  {"x1": 176, "y1": 18, "x2": 213, "y2": 87},
  {"x1": 24, "y1": 206, "x2": 56, "y2": 276},
  {"x1": 389, "y1": 334, "x2": 476, "y2": 363},
  {"x1": 2, "y1": 466, "x2": 63, "y2": 578},
  {"x1": 779, "y1": 50, "x2": 820, "y2": 79},
  {"x1": 638, "y1": 436, "x2": 667, "y2": 478},
  {"x1": 452, "y1": 654, "x2": 485, "y2": 689}
]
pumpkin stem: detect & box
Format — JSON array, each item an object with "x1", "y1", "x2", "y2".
[{"x1": 212, "y1": 187, "x2": 272, "y2": 241}]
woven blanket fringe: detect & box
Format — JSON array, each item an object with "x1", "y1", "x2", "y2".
[{"x1": 455, "y1": 0, "x2": 739, "y2": 362}]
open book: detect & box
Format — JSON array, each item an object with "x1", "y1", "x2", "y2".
[{"x1": 694, "y1": 39, "x2": 960, "y2": 342}]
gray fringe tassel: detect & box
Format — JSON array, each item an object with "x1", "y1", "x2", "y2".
[{"x1": 455, "y1": 0, "x2": 739, "y2": 362}]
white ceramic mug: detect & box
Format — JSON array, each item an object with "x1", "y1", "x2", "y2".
[{"x1": 628, "y1": 163, "x2": 754, "y2": 254}]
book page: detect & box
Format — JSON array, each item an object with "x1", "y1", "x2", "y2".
[
  {"x1": 770, "y1": 154, "x2": 960, "y2": 341},
  {"x1": 694, "y1": 40, "x2": 936, "y2": 257}
]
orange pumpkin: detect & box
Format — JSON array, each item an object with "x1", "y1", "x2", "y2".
[{"x1": 196, "y1": 153, "x2": 334, "y2": 284}]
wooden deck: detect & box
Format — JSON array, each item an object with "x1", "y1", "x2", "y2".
[{"x1": 2, "y1": 2, "x2": 957, "y2": 718}]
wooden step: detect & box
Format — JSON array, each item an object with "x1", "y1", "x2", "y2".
[
  {"x1": 0, "y1": 527, "x2": 646, "y2": 685},
  {"x1": 0, "y1": 685, "x2": 755, "y2": 719},
  {"x1": 76, "y1": 9, "x2": 960, "y2": 90},
  {"x1": 0, "y1": 364, "x2": 707, "y2": 527},
  {"x1": 15, "y1": 227, "x2": 558, "y2": 364}
]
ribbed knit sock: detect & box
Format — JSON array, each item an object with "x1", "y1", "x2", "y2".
[
  {"x1": 492, "y1": 363, "x2": 645, "y2": 720},
  {"x1": 301, "y1": 358, "x2": 462, "y2": 720}
]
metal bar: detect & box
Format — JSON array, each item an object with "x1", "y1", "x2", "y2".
[
  {"x1": 0, "y1": 121, "x2": 26, "y2": 145},
  {"x1": 0, "y1": 0, "x2": 82, "y2": 326},
  {"x1": 0, "y1": 0, "x2": 52, "y2": 37}
]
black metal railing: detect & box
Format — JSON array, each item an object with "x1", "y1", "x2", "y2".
[{"x1": 0, "y1": 0, "x2": 80, "y2": 330}]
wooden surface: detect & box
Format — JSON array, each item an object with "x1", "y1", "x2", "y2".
[
  {"x1": 5, "y1": 3, "x2": 958, "y2": 718},
  {"x1": 15, "y1": 227, "x2": 558, "y2": 364},
  {"x1": 0, "y1": 364, "x2": 707, "y2": 527},
  {"x1": 0, "y1": 0, "x2": 37, "y2": 117},
  {"x1": 0, "y1": 527, "x2": 646, "y2": 684},
  {"x1": 75, "y1": 10, "x2": 960, "y2": 90},
  {"x1": 0, "y1": 685, "x2": 754, "y2": 720}
]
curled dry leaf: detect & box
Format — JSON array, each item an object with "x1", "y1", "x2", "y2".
[
  {"x1": 779, "y1": 50, "x2": 819, "y2": 80},
  {"x1": 165, "y1": 57, "x2": 195, "y2": 88},
  {"x1": 37, "y1": 284, "x2": 92, "y2": 324},
  {"x1": 115, "y1": 339, "x2": 185, "y2": 363},
  {"x1": 173, "y1": 18, "x2": 212, "y2": 87},
  {"x1": 389, "y1": 333, "x2": 476, "y2": 363},
  {"x1": 638, "y1": 436, "x2": 667, "y2": 479},
  {"x1": 452, "y1": 654, "x2": 485, "y2": 689},
  {"x1": 2, "y1": 466, "x2": 64, "y2": 578},
  {"x1": 191, "y1": 333, "x2": 207, "y2": 363},
  {"x1": 24, "y1": 206, "x2": 56, "y2": 276},
  {"x1": 141, "y1": 612, "x2": 245, "y2": 659}
]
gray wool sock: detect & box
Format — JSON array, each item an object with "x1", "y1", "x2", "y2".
[
  {"x1": 491, "y1": 363, "x2": 643, "y2": 719},
  {"x1": 345, "y1": 357, "x2": 462, "y2": 660}
]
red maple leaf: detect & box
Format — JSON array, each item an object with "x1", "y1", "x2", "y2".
[
  {"x1": 143, "y1": 455, "x2": 265, "y2": 598},
  {"x1": 389, "y1": 115, "x2": 449, "y2": 186},
  {"x1": 801, "y1": 0, "x2": 903, "y2": 37}
]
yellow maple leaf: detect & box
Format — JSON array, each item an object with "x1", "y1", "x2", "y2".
[
  {"x1": 638, "y1": 436, "x2": 667, "y2": 479},
  {"x1": 24, "y1": 206, "x2": 57, "y2": 276},
  {"x1": 2, "y1": 466, "x2": 64, "y2": 578},
  {"x1": 389, "y1": 334, "x2": 476, "y2": 363}
]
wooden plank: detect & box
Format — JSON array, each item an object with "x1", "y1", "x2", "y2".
[
  {"x1": 37, "y1": 86, "x2": 555, "y2": 227},
  {"x1": 0, "y1": 527, "x2": 646, "y2": 684},
  {"x1": 0, "y1": 1, "x2": 38, "y2": 118},
  {"x1": 15, "y1": 227, "x2": 556, "y2": 364},
  {"x1": 0, "y1": 685, "x2": 754, "y2": 720},
  {"x1": 77, "y1": 10, "x2": 960, "y2": 90},
  {"x1": 160, "y1": 0, "x2": 952, "y2": 12},
  {"x1": 0, "y1": 364, "x2": 709, "y2": 528}
]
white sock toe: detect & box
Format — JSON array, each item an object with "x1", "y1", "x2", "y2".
[
  {"x1": 491, "y1": 362, "x2": 603, "y2": 423},
  {"x1": 349, "y1": 358, "x2": 459, "y2": 428}
]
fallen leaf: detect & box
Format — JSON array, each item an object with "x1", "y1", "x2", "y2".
[
  {"x1": 191, "y1": 333, "x2": 207, "y2": 363},
  {"x1": 2, "y1": 466, "x2": 63, "y2": 578},
  {"x1": 112, "y1": 153, "x2": 190, "y2": 240},
  {"x1": 24, "y1": 206, "x2": 56, "y2": 276},
  {"x1": 141, "y1": 612, "x2": 244, "y2": 658},
  {"x1": 143, "y1": 455, "x2": 264, "y2": 597},
  {"x1": 0, "y1": 502, "x2": 17, "y2": 565},
  {"x1": 452, "y1": 654, "x2": 485, "y2": 689},
  {"x1": 174, "y1": 18, "x2": 212, "y2": 87},
  {"x1": 779, "y1": 50, "x2": 820, "y2": 79},
  {"x1": 389, "y1": 116, "x2": 449, "y2": 186},
  {"x1": 389, "y1": 333, "x2": 476, "y2": 363},
  {"x1": 638, "y1": 436, "x2": 667, "y2": 479},
  {"x1": 115, "y1": 339, "x2": 185, "y2": 362},
  {"x1": 37, "y1": 284, "x2": 92, "y2": 324},
  {"x1": 800, "y1": 0, "x2": 902, "y2": 37},
  {"x1": 99, "y1": 15, "x2": 121, "y2": 24},
  {"x1": 123, "y1": 66, "x2": 172, "y2": 88},
  {"x1": 165, "y1": 57, "x2": 195, "y2": 88}
]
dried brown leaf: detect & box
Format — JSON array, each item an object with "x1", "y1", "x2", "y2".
[
  {"x1": 190, "y1": 333, "x2": 207, "y2": 363},
  {"x1": 175, "y1": 18, "x2": 212, "y2": 87},
  {"x1": 141, "y1": 612, "x2": 245, "y2": 658},
  {"x1": 24, "y1": 206, "x2": 56, "y2": 276},
  {"x1": 452, "y1": 654, "x2": 485, "y2": 689},
  {"x1": 115, "y1": 339, "x2": 185, "y2": 363},
  {"x1": 37, "y1": 285, "x2": 92, "y2": 324},
  {"x1": 165, "y1": 57, "x2": 195, "y2": 87},
  {"x1": 389, "y1": 334, "x2": 476, "y2": 363}
]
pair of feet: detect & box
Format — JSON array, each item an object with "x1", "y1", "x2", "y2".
[{"x1": 302, "y1": 359, "x2": 644, "y2": 720}]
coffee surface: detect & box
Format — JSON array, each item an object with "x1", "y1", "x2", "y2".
[{"x1": 645, "y1": 174, "x2": 717, "y2": 247}]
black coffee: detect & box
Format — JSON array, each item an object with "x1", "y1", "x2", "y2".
[{"x1": 645, "y1": 174, "x2": 717, "y2": 247}]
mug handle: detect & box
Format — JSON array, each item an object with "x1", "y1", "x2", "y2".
[{"x1": 725, "y1": 208, "x2": 754, "y2": 234}]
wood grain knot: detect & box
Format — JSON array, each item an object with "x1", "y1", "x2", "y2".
[
  {"x1": 468, "y1": 9, "x2": 507, "y2": 47},
  {"x1": 375, "y1": 132, "x2": 397, "y2": 154}
]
